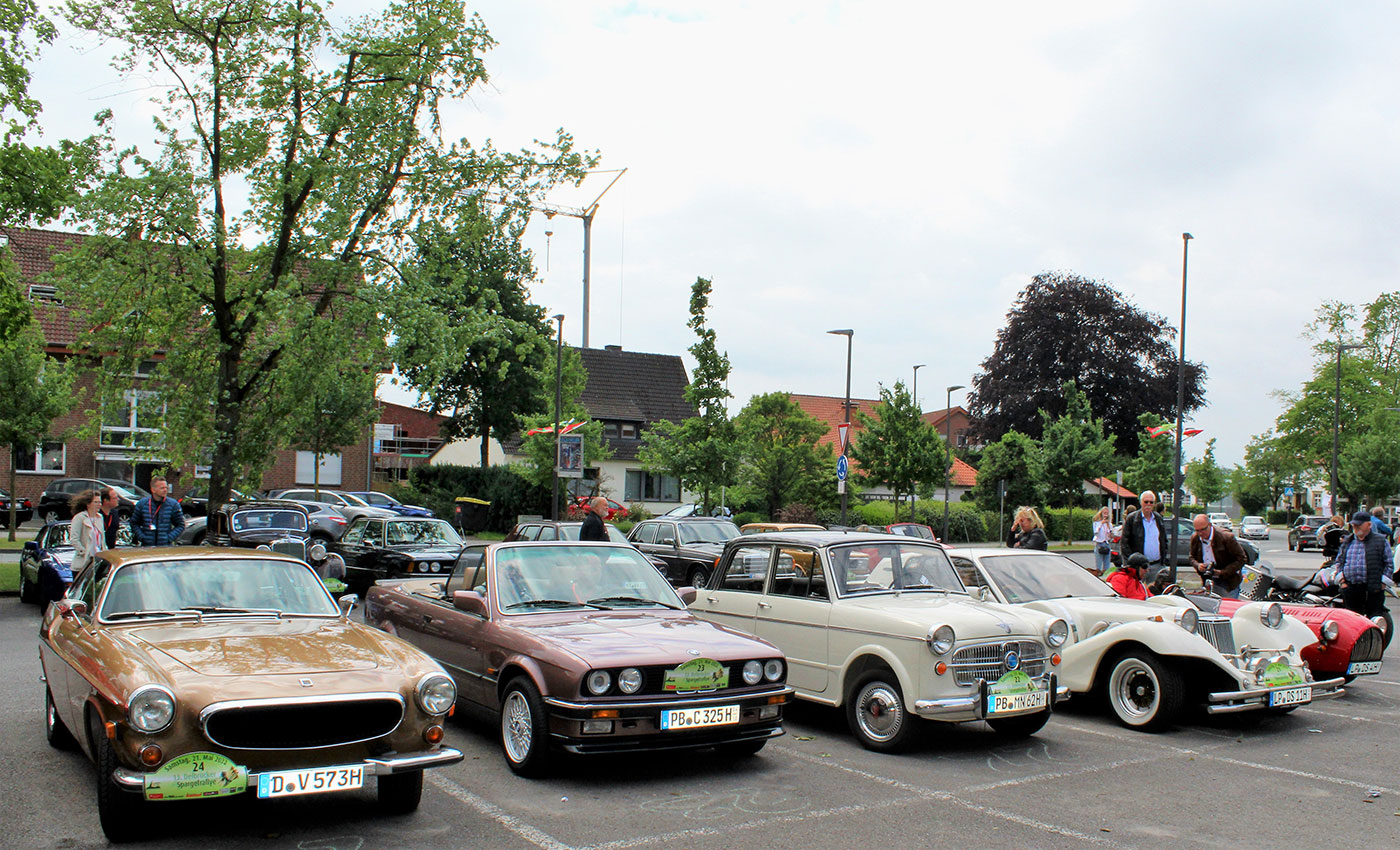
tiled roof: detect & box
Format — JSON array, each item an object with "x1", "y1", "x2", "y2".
[
  {"x1": 2, "y1": 225, "x2": 88, "y2": 349},
  {"x1": 921, "y1": 406, "x2": 966, "y2": 430},
  {"x1": 951, "y1": 457, "x2": 978, "y2": 487},
  {"x1": 787, "y1": 393, "x2": 883, "y2": 453},
  {"x1": 1090, "y1": 477, "x2": 1136, "y2": 499}
]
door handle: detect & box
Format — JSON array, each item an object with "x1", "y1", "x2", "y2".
[
  {"x1": 757, "y1": 601, "x2": 772, "y2": 609},
  {"x1": 423, "y1": 615, "x2": 433, "y2": 624},
  {"x1": 706, "y1": 596, "x2": 717, "y2": 603}
]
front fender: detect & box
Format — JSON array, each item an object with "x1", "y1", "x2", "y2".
[
  {"x1": 836, "y1": 643, "x2": 917, "y2": 709},
  {"x1": 1230, "y1": 602, "x2": 1317, "y2": 656},
  {"x1": 1059, "y1": 621, "x2": 1237, "y2": 692}
]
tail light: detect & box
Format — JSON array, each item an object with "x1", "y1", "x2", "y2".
[{"x1": 22, "y1": 500, "x2": 31, "y2": 508}]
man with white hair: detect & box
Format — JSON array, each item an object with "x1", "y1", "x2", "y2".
[
  {"x1": 1120, "y1": 490, "x2": 1168, "y2": 583},
  {"x1": 579, "y1": 496, "x2": 609, "y2": 541}
]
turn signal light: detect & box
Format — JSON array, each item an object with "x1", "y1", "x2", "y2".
[
  {"x1": 591, "y1": 709, "x2": 620, "y2": 719},
  {"x1": 424, "y1": 725, "x2": 444, "y2": 745},
  {"x1": 1051, "y1": 654, "x2": 1061, "y2": 666},
  {"x1": 139, "y1": 744, "x2": 163, "y2": 766},
  {"x1": 935, "y1": 662, "x2": 948, "y2": 675},
  {"x1": 103, "y1": 721, "x2": 116, "y2": 740},
  {"x1": 767, "y1": 694, "x2": 788, "y2": 705}
]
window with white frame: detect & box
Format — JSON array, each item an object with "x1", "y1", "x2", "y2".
[
  {"x1": 14, "y1": 440, "x2": 65, "y2": 473},
  {"x1": 625, "y1": 469, "x2": 680, "y2": 502},
  {"x1": 101, "y1": 390, "x2": 165, "y2": 448}
]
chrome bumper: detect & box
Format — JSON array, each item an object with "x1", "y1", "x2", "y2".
[
  {"x1": 913, "y1": 675, "x2": 1070, "y2": 721},
  {"x1": 1206, "y1": 676, "x2": 1346, "y2": 714},
  {"x1": 543, "y1": 685, "x2": 793, "y2": 712},
  {"x1": 112, "y1": 747, "x2": 464, "y2": 792}
]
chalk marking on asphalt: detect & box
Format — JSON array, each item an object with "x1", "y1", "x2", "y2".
[
  {"x1": 581, "y1": 798, "x2": 910, "y2": 850},
  {"x1": 779, "y1": 747, "x2": 1126, "y2": 847},
  {"x1": 428, "y1": 773, "x2": 572, "y2": 850},
  {"x1": 1296, "y1": 706, "x2": 1389, "y2": 724},
  {"x1": 1199, "y1": 755, "x2": 1399, "y2": 795},
  {"x1": 961, "y1": 754, "x2": 1158, "y2": 792}
]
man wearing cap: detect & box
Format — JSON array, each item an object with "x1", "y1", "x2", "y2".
[
  {"x1": 1120, "y1": 490, "x2": 1168, "y2": 580},
  {"x1": 1108, "y1": 553, "x2": 1150, "y2": 600},
  {"x1": 1189, "y1": 513, "x2": 1248, "y2": 599},
  {"x1": 1335, "y1": 511, "x2": 1393, "y2": 617}
]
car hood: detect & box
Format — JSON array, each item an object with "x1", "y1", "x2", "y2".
[
  {"x1": 512, "y1": 611, "x2": 772, "y2": 664},
  {"x1": 837, "y1": 595, "x2": 1049, "y2": 639},
  {"x1": 1016, "y1": 596, "x2": 1172, "y2": 628},
  {"x1": 386, "y1": 544, "x2": 461, "y2": 559},
  {"x1": 125, "y1": 619, "x2": 383, "y2": 676}
]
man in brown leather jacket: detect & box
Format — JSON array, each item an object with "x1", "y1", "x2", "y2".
[{"x1": 1189, "y1": 514, "x2": 1247, "y2": 598}]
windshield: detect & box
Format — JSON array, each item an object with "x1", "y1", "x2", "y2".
[
  {"x1": 98, "y1": 557, "x2": 338, "y2": 619},
  {"x1": 558, "y1": 524, "x2": 630, "y2": 543},
  {"x1": 47, "y1": 522, "x2": 72, "y2": 548},
  {"x1": 978, "y1": 553, "x2": 1115, "y2": 603},
  {"x1": 494, "y1": 544, "x2": 682, "y2": 612},
  {"x1": 888, "y1": 524, "x2": 935, "y2": 539},
  {"x1": 1242, "y1": 516, "x2": 1264, "y2": 525},
  {"x1": 111, "y1": 485, "x2": 143, "y2": 500},
  {"x1": 231, "y1": 509, "x2": 308, "y2": 533},
  {"x1": 678, "y1": 521, "x2": 740, "y2": 544},
  {"x1": 826, "y1": 542, "x2": 963, "y2": 595},
  {"x1": 386, "y1": 519, "x2": 462, "y2": 546}
]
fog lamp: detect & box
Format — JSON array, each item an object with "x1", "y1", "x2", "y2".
[
  {"x1": 424, "y1": 725, "x2": 444, "y2": 745},
  {"x1": 582, "y1": 720, "x2": 614, "y2": 734},
  {"x1": 139, "y1": 744, "x2": 163, "y2": 766},
  {"x1": 759, "y1": 705, "x2": 780, "y2": 719}
]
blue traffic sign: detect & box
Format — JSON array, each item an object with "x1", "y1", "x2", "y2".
[
  {"x1": 837, "y1": 455, "x2": 849, "y2": 481},
  {"x1": 1283, "y1": 486, "x2": 1294, "y2": 497}
]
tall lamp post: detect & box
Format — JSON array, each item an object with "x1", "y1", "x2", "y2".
[
  {"x1": 828, "y1": 329, "x2": 854, "y2": 526},
  {"x1": 1332, "y1": 341, "x2": 1367, "y2": 513},
  {"x1": 1168, "y1": 233, "x2": 1192, "y2": 585},
  {"x1": 911, "y1": 365, "x2": 925, "y2": 517},
  {"x1": 943, "y1": 385, "x2": 965, "y2": 541},
  {"x1": 552, "y1": 314, "x2": 565, "y2": 520}
]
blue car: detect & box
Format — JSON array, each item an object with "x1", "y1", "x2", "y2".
[
  {"x1": 345, "y1": 491, "x2": 435, "y2": 518},
  {"x1": 18, "y1": 520, "x2": 132, "y2": 605}
]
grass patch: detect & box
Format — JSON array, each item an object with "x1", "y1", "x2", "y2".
[
  {"x1": 470, "y1": 531, "x2": 506, "y2": 541},
  {"x1": 0, "y1": 538, "x2": 32, "y2": 550},
  {"x1": 1048, "y1": 543, "x2": 1091, "y2": 552},
  {"x1": 0, "y1": 563, "x2": 17, "y2": 593}
]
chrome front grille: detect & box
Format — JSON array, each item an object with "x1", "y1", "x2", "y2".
[
  {"x1": 950, "y1": 640, "x2": 1048, "y2": 687},
  {"x1": 201, "y1": 694, "x2": 404, "y2": 750},
  {"x1": 1195, "y1": 615, "x2": 1236, "y2": 655},
  {"x1": 1350, "y1": 626, "x2": 1385, "y2": 663},
  {"x1": 270, "y1": 537, "x2": 306, "y2": 561}
]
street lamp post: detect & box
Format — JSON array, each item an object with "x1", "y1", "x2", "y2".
[
  {"x1": 943, "y1": 385, "x2": 965, "y2": 541},
  {"x1": 552, "y1": 314, "x2": 565, "y2": 520},
  {"x1": 1332, "y1": 342, "x2": 1367, "y2": 513},
  {"x1": 911, "y1": 364, "x2": 925, "y2": 519},
  {"x1": 1168, "y1": 233, "x2": 1192, "y2": 585},
  {"x1": 828, "y1": 330, "x2": 854, "y2": 526}
]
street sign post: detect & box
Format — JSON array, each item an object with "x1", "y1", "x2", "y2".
[
  {"x1": 837, "y1": 454, "x2": 848, "y2": 495},
  {"x1": 837, "y1": 422, "x2": 850, "y2": 454}
]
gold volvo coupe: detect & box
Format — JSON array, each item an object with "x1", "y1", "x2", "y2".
[{"x1": 38, "y1": 547, "x2": 464, "y2": 843}]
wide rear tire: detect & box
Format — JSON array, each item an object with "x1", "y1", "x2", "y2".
[
  {"x1": 846, "y1": 671, "x2": 919, "y2": 753},
  {"x1": 1104, "y1": 650, "x2": 1183, "y2": 731},
  {"x1": 500, "y1": 677, "x2": 552, "y2": 777}
]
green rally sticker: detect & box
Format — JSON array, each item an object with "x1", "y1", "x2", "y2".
[
  {"x1": 663, "y1": 658, "x2": 729, "y2": 692},
  {"x1": 1260, "y1": 661, "x2": 1304, "y2": 687},
  {"x1": 143, "y1": 752, "x2": 248, "y2": 801},
  {"x1": 988, "y1": 669, "x2": 1037, "y2": 695}
]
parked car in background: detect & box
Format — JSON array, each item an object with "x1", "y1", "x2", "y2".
[
  {"x1": 1288, "y1": 516, "x2": 1332, "y2": 552},
  {"x1": 690, "y1": 531, "x2": 1070, "y2": 752},
  {"x1": 886, "y1": 522, "x2": 937, "y2": 540},
  {"x1": 179, "y1": 501, "x2": 351, "y2": 547},
  {"x1": 0, "y1": 488, "x2": 33, "y2": 527},
  {"x1": 628, "y1": 517, "x2": 743, "y2": 587},
  {"x1": 364, "y1": 540, "x2": 791, "y2": 776},
  {"x1": 265, "y1": 488, "x2": 397, "y2": 524},
  {"x1": 1109, "y1": 515, "x2": 1258, "y2": 572},
  {"x1": 566, "y1": 495, "x2": 629, "y2": 521},
  {"x1": 40, "y1": 548, "x2": 463, "y2": 842},
  {"x1": 175, "y1": 484, "x2": 252, "y2": 517},
  {"x1": 1238, "y1": 516, "x2": 1270, "y2": 540},
  {"x1": 202, "y1": 501, "x2": 345, "y2": 583},
  {"x1": 506, "y1": 519, "x2": 631, "y2": 543},
  {"x1": 740, "y1": 522, "x2": 825, "y2": 535},
  {"x1": 330, "y1": 516, "x2": 471, "y2": 594},
  {"x1": 19, "y1": 520, "x2": 133, "y2": 604},
  {"x1": 346, "y1": 491, "x2": 435, "y2": 518},
  {"x1": 36, "y1": 478, "x2": 147, "y2": 523},
  {"x1": 1207, "y1": 512, "x2": 1233, "y2": 532}
]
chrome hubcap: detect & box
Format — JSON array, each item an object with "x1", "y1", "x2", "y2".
[
  {"x1": 1112, "y1": 659, "x2": 1159, "y2": 720},
  {"x1": 856, "y1": 682, "x2": 903, "y2": 742},
  {"x1": 502, "y1": 691, "x2": 533, "y2": 763}
]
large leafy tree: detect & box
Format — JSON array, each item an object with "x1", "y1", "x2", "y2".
[
  {"x1": 1039, "y1": 381, "x2": 1116, "y2": 541},
  {"x1": 1185, "y1": 437, "x2": 1226, "y2": 510},
  {"x1": 639, "y1": 277, "x2": 737, "y2": 512},
  {"x1": 1338, "y1": 415, "x2": 1400, "y2": 507},
  {"x1": 283, "y1": 318, "x2": 380, "y2": 495},
  {"x1": 55, "y1": 1, "x2": 592, "y2": 511},
  {"x1": 968, "y1": 271, "x2": 1207, "y2": 455},
  {"x1": 968, "y1": 429, "x2": 1045, "y2": 516},
  {"x1": 733, "y1": 392, "x2": 833, "y2": 518},
  {"x1": 851, "y1": 381, "x2": 944, "y2": 521},
  {"x1": 1240, "y1": 431, "x2": 1302, "y2": 512}
]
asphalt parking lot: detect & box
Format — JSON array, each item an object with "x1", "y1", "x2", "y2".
[{"x1": 4, "y1": 587, "x2": 1398, "y2": 850}]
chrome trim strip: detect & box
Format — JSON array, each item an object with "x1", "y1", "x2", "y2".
[
  {"x1": 199, "y1": 691, "x2": 406, "y2": 750},
  {"x1": 1204, "y1": 676, "x2": 1345, "y2": 714},
  {"x1": 111, "y1": 747, "x2": 465, "y2": 791},
  {"x1": 543, "y1": 686, "x2": 793, "y2": 712}
]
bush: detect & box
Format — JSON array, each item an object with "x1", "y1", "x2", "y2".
[
  {"x1": 1266, "y1": 509, "x2": 1290, "y2": 525},
  {"x1": 778, "y1": 503, "x2": 818, "y2": 523},
  {"x1": 1043, "y1": 507, "x2": 1095, "y2": 542},
  {"x1": 404, "y1": 464, "x2": 549, "y2": 534},
  {"x1": 734, "y1": 510, "x2": 766, "y2": 526},
  {"x1": 853, "y1": 501, "x2": 896, "y2": 527},
  {"x1": 913, "y1": 501, "x2": 990, "y2": 543},
  {"x1": 814, "y1": 505, "x2": 845, "y2": 527},
  {"x1": 626, "y1": 502, "x2": 653, "y2": 522}
]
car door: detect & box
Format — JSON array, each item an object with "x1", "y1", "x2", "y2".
[
  {"x1": 690, "y1": 543, "x2": 770, "y2": 638},
  {"x1": 51, "y1": 559, "x2": 114, "y2": 725},
  {"x1": 752, "y1": 544, "x2": 830, "y2": 694},
  {"x1": 415, "y1": 545, "x2": 492, "y2": 705},
  {"x1": 335, "y1": 517, "x2": 381, "y2": 588}
]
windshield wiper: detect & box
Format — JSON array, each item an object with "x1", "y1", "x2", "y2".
[
  {"x1": 502, "y1": 599, "x2": 605, "y2": 611},
  {"x1": 179, "y1": 606, "x2": 283, "y2": 618},
  {"x1": 104, "y1": 609, "x2": 196, "y2": 621},
  {"x1": 586, "y1": 596, "x2": 681, "y2": 610},
  {"x1": 898, "y1": 584, "x2": 950, "y2": 591}
]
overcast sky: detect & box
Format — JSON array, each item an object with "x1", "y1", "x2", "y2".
[{"x1": 27, "y1": 1, "x2": 1400, "y2": 467}]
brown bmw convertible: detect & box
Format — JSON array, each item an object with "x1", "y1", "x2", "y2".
[{"x1": 39, "y1": 547, "x2": 464, "y2": 843}]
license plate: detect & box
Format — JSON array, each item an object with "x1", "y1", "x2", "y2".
[
  {"x1": 659, "y1": 704, "x2": 740, "y2": 730},
  {"x1": 256, "y1": 765, "x2": 364, "y2": 799},
  {"x1": 1346, "y1": 660, "x2": 1382, "y2": 675},
  {"x1": 1268, "y1": 686, "x2": 1311, "y2": 707},
  {"x1": 987, "y1": 689, "x2": 1048, "y2": 715}
]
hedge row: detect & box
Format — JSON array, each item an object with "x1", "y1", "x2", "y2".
[{"x1": 400, "y1": 464, "x2": 549, "y2": 534}]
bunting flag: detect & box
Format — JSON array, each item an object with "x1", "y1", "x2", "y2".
[
  {"x1": 1145, "y1": 424, "x2": 1172, "y2": 438},
  {"x1": 525, "y1": 419, "x2": 586, "y2": 436},
  {"x1": 1183, "y1": 428, "x2": 1204, "y2": 437},
  {"x1": 1145, "y1": 424, "x2": 1204, "y2": 439}
]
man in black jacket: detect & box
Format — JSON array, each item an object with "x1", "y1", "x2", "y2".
[
  {"x1": 579, "y1": 496, "x2": 609, "y2": 542},
  {"x1": 1120, "y1": 490, "x2": 1168, "y2": 583}
]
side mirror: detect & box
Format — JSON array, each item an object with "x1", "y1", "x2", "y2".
[
  {"x1": 54, "y1": 598, "x2": 87, "y2": 619},
  {"x1": 453, "y1": 590, "x2": 488, "y2": 617},
  {"x1": 676, "y1": 587, "x2": 698, "y2": 605},
  {"x1": 23, "y1": 541, "x2": 36, "y2": 551},
  {"x1": 338, "y1": 594, "x2": 359, "y2": 618},
  {"x1": 973, "y1": 585, "x2": 991, "y2": 602}
]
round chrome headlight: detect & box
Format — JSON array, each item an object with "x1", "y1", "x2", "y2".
[
  {"x1": 256, "y1": 544, "x2": 272, "y2": 551},
  {"x1": 127, "y1": 685, "x2": 176, "y2": 734},
  {"x1": 928, "y1": 624, "x2": 956, "y2": 655},
  {"x1": 742, "y1": 660, "x2": 763, "y2": 685},
  {"x1": 415, "y1": 673, "x2": 457, "y2": 715},
  {"x1": 586, "y1": 670, "x2": 612, "y2": 695},
  {"x1": 764, "y1": 659, "x2": 784, "y2": 681},
  {"x1": 1174, "y1": 608, "x2": 1199, "y2": 633},
  {"x1": 1261, "y1": 602, "x2": 1283, "y2": 629},
  {"x1": 308, "y1": 543, "x2": 327, "y2": 561},
  {"x1": 1046, "y1": 618, "x2": 1069, "y2": 648},
  {"x1": 430, "y1": 561, "x2": 442, "y2": 573},
  {"x1": 618, "y1": 668, "x2": 643, "y2": 694},
  {"x1": 1319, "y1": 619, "x2": 1340, "y2": 645}
]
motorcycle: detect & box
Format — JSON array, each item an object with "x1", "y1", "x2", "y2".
[{"x1": 1246, "y1": 561, "x2": 1395, "y2": 650}]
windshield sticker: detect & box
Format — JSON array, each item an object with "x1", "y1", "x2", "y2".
[
  {"x1": 143, "y1": 752, "x2": 248, "y2": 801},
  {"x1": 664, "y1": 658, "x2": 730, "y2": 692}
]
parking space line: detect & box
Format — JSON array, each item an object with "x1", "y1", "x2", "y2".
[
  {"x1": 1296, "y1": 706, "x2": 1391, "y2": 724},
  {"x1": 961, "y1": 755, "x2": 1158, "y2": 792},
  {"x1": 583, "y1": 798, "x2": 912, "y2": 850},
  {"x1": 1198, "y1": 755, "x2": 1399, "y2": 795},
  {"x1": 428, "y1": 773, "x2": 572, "y2": 850}
]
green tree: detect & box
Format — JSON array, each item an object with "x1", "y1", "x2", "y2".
[
  {"x1": 1185, "y1": 438, "x2": 1226, "y2": 510},
  {"x1": 1123, "y1": 413, "x2": 1174, "y2": 497},
  {"x1": 516, "y1": 345, "x2": 610, "y2": 507},
  {"x1": 1231, "y1": 464, "x2": 1270, "y2": 516},
  {"x1": 1241, "y1": 431, "x2": 1302, "y2": 512},
  {"x1": 56, "y1": 0, "x2": 593, "y2": 514},
  {"x1": 968, "y1": 429, "x2": 1045, "y2": 518},
  {"x1": 851, "y1": 381, "x2": 944, "y2": 521},
  {"x1": 283, "y1": 322, "x2": 380, "y2": 496},
  {"x1": 1338, "y1": 417, "x2": 1400, "y2": 508},
  {"x1": 1040, "y1": 381, "x2": 1116, "y2": 542},
  {"x1": 639, "y1": 277, "x2": 737, "y2": 512},
  {"x1": 732, "y1": 392, "x2": 833, "y2": 518}
]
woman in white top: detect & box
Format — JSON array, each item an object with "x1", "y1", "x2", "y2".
[
  {"x1": 1092, "y1": 506, "x2": 1113, "y2": 576},
  {"x1": 69, "y1": 489, "x2": 106, "y2": 577}
]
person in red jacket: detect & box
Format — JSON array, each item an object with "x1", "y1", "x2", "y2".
[{"x1": 1108, "y1": 552, "x2": 1149, "y2": 600}]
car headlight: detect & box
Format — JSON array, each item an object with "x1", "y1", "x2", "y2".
[
  {"x1": 742, "y1": 660, "x2": 763, "y2": 685},
  {"x1": 763, "y1": 659, "x2": 784, "y2": 681},
  {"x1": 415, "y1": 673, "x2": 457, "y2": 715},
  {"x1": 127, "y1": 685, "x2": 176, "y2": 734},
  {"x1": 1046, "y1": 618, "x2": 1069, "y2": 648},
  {"x1": 1174, "y1": 608, "x2": 1198, "y2": 633},
  {"x1": 309, "y1": 543, "x2": 327, "y2": 561},
  {"x1": 618, "y1": 668, "x2": 643, "y2": 694},
  {"x1": 927, "y1": 624, "x2": 956, "y2": 655},
  {"x1": 256, "y1": 544, "x2": 272, "y2": 551},
  {"x1": 586, "y1": 670, "x2": 612, "y2": 695},
  {"x1": 1319, "y1": 619, "x2": 1340, "y2": 645},
  {"x1": 1261, "y1": 602, "x2": 1283, "y2": 629},
  {"x1": 430, "y1": 561, "x2": 442, "y2": 573}
]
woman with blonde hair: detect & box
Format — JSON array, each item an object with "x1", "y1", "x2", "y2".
[
  {"x1": 1091, "y1": 507, "x2": 1113, "y2": 575},
  {"x1": 1008, "y1": 506, "x2": 1048, "y2": 551}
]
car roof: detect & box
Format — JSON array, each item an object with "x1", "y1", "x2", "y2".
[
  {"x1": 222, "y1": 500, "x2": 310, "y2": 512},
  {"x1": 727, "y1": 530, "x2": 945, "y2": 546}
]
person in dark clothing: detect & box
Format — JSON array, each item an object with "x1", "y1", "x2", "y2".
[
  {"x1": 579, "y1": 496, "x2": 609, "y2": 542},
  {"x1": 1007, "y1": 506, "x2": 1048, "y2": 551},
  {"x1": 1318, "y1": 514, "x2": 1346, "y2": 563},
  {"x1": 1120, "y1": 490, "x2": 1168, "y2": 573},
  {"x1": 1335, "y1": 511, "x2": 1393, "y2": 618},
  {"x1": 99, "y1": 486, "x2": 122, "y2": 549},
  {"x1": 130, "y1": 476, "x2": 185, "y2": 546}
]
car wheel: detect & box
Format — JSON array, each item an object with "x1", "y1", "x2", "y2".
[
  {"x1": 18, "y1": 566, "x2": 37, "y2": 604},
  {"x1": 93, "y1": 715, "x2": 142, "y2": 843},
  {"x1": 45, "y1": 687, "x2": 75, "y2": 750},
  {"x1": 500, "y1": 677, "x2": 552, "y2": 777},
  {"x1": 1104, "y1": 650, "x2": 1183, "y2": 731},
  {"x1": 39, "y1": 508, "x2": 60, "y2": 525},
  {"x1": 377, "y1": 770, "x2": 424, "y2": 815},
  {"x1": 687, "y1": 565, "x2": 709, "y2": 588},
  {"x1": 846, "y1": 671, "x2": 919, "y2": 753},
  {"x1": 714, "y1": 738, "x2": 767, "y2": 758},
  {"x1": 987, "y1": 708, "x2": 1051, "y2": 738},
  {"x1": 1375, "y1": 610, "x2": 1394, "y2": 651}
]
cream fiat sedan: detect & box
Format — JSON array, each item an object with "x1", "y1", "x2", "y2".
[{"x1": 688, "y1": 532, "x2": 1071, "y2": 752}]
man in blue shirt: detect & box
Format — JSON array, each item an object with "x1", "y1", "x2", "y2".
[
  {"x1": 1121, "y1": 490, "x2": 1168, "y2": 572},
  {"x1": 1335, "y1": 511, "x2": 1393, "y2": 617},
  {"x1": 1369, "y1": 507, "x2": 1393, "y2": 545}
]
